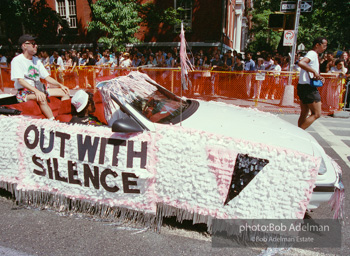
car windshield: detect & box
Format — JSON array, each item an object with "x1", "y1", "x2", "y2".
[
  {"x1": 130, "y1": 90, "x2": 189, "y2": 123},
  {"x1": 97, "y1": 71, "x2": 189, "y2": 124}
]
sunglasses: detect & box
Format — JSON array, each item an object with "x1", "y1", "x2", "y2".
[{"x1": 24, "y1": 42, "x2": 37, "y2": 47}]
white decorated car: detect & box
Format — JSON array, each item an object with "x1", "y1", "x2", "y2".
[
  {"x1": 0, "y1": 71, "x2": 344, "y2": 226},
  {"x1": 98, "y1": 71, "x2": 342, "y2": 211}
]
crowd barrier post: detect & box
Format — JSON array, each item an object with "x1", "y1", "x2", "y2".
[
  {"x1": 343, "y1": 80, "x2": 350, "y2": 111},
  {"x1": 171, "y1": 70, "x2": 174, "y2": 93},
  {"x1": 0, "y1": 67, "x2": 4, "y2": 91}
]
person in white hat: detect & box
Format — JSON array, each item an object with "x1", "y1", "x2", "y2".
[
  {"x1": 11, "y1": 34, "x2": 70, "y2": 120},
  {"x1": 70, "y1": 90, "x2": 102, "y2": 126}
]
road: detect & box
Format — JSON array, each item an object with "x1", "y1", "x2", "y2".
[{"x1": 0, "y1": 114, "x2": 349, "y2": 256}]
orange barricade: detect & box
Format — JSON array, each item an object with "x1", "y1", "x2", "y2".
[
  {"x1": 0, "y1": 67, "x2": 12, "y2": 90},
  {"x1": 1, "y1": 66, "x2": 345, "y2": 115}
]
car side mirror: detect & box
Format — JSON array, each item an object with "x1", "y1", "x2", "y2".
[{"x1": 112, "y1": 117, "x2": 144, "y2": 133}]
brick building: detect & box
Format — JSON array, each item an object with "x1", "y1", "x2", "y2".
[{"x1": 1, "y1": 0, "x2": 251, "y2": 53}]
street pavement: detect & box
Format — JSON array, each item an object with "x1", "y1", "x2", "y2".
[{"x1": 0, "y1": 92, "x2": 349, "y2": 256}]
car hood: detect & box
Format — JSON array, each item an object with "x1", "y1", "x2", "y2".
[{"x1": 179, "y1": 100, "x2": 316, "y2": 155}]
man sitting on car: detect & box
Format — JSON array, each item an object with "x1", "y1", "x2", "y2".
[{"x1": 11, "y1": 34, "x2": 70, "y2": 120}]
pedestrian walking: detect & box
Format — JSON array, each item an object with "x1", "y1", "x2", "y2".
[{"x1": 297, "y1": 37, "x2": 328, "y2": 129}]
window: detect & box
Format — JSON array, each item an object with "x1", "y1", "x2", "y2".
[
  {"x1": 174, "y1": 0, "x2": 193, "y2": 32},
  {"x1": 56, "y1": 0, "x2": 77, "y2": 28}
]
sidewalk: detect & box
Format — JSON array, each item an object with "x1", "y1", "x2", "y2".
[
  {"x1": 193, "y1": 94, "x2": 350, "y2": 118},
  {"x1": 193, "y1": 94, "x2": 301, "y2": 115}
]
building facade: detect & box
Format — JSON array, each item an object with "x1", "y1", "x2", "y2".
[{"x1": 1, "y1": 0, "x2": 250, "y2": 53}]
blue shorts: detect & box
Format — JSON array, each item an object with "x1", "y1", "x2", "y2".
[{"x1": 297, "y1": 83, "x2": 321, "y2": 104}]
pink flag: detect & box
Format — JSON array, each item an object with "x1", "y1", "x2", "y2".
[{"x1": 179, "y1": 23, "x2": 194, "y2": 91}]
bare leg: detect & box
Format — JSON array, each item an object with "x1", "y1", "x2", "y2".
[
  {"x1": 298, "y1": 101, "x2": 322, "y2": 129},
  {"x1": 48, "y1": 88, "x2": 70, "y2": 101},
  {"x1": 26, "y1": 94, "x2": 54, "y2": 119}
]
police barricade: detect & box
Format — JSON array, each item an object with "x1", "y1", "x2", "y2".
[
  {"x1": 1, "y1": 66, "x2": 345, "y2": 115},
  {"x1": 343, "y1": 80, "x2": 350, "y2": 111}
]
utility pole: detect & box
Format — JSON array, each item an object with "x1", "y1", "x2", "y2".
[
  {"x1": 289, "y1": 0, "x2": 302, "y2": 80},
  {"x1": 281, "y1": 0, "x2": 302, "y2": 106}
]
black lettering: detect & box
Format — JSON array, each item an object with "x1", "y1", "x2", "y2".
[
  {"x1": 100, "y1": 169, "x2": 119, "y2": 193},
  {"x1": 68, "y1": 161, "x2": 82, "y2": 186},
  {"x1": 47, "y1": 158, "x2": 54, "y2": 179},
  {"x1": 32, "y1": 155, "x2": 46, "y2": 176},
  {"x1": 122, "y1": 172, "x2": 140, "y2": 194},
  {"x1": 77, "y1": 134, "x2": 100, "y2": 163},
  {"x1": 108, "y1": 139, "x2": 126, "y2": 167},
  {"x1": 24, "y1": 125, "x2": 39, "y2": 149},
  {"x1": 83, "y1": 164, "x2": 100, "y2": 189},
  {"x1": 127, "y1": 141, "x2": 147, "y2": 169},
  {"x1": 40, "y1": 128, "x2": 54, "y2": 153},
  {"x1": 55, "y1": 131, "x2": 71, "y2": 158},
  {"x1": 53, "y1": 158, "x2": 68, "y2": 182},
  {"x1": 99, "y1": 138, "x2": 107, "y2": 165}
]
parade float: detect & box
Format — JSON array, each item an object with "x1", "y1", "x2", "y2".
[{"x1": 0, "y1": 71, "x2": 344, "y2": 233}]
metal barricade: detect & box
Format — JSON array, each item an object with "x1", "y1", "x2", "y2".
[
  {"x1": 1, "y1": 66, "x2": 346, "y2": 115},
  {"x1": 343, "y1": 80, "x2": 350, "y2": 111}
]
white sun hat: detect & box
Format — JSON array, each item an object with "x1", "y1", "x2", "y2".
[{"x1": 71, "y1": 90, "x2": 89, "y2": 112}]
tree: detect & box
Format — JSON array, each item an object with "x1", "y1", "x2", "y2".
[
  {"x1": 247, "y1": 0, "x2": 350, "y2": 53},
  {"x1": 0, "y1": 0, "x2": 68, "y2": 46},
  {"x1": 87, "y1": 0, "x2": 143, "y2": 52},
  {"x1": 87, "y1": 0, "x2": 180, "y2": 52},
  {"x1": 246, "y1": 9, "x2": 282, "y2": 53}
]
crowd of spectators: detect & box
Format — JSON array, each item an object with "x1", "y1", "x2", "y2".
[
  {"x1": 1, "y1": 46, "x2": 349, "y2": 75},
  {"x1": 1, "y1": 46, "x2": 349, "y2": 103}
]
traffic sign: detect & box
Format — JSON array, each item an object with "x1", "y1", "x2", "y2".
[
  {"x1": 280, "y1": 1, "x2": 313, "y2": 12},
  {"x1": 281, "y1": 1, "x2": 296, "y2": 12},
  {"x1": 301, "y1": 1, "x2": 312, "y2": 12},
  {"x1": 283, "y1": 30, "x2": 295, "y2": 46}
]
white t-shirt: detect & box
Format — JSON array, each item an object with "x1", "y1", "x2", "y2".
[
  {"x1": 56, "y1": 56, "x2": 65, "y2": 70},
  {"x1": 120, "y1": 58, "x2": 132, "y2": 68},
  {"x1": 11, "y1": 53, "x2": 49, "y2": 89},
  {"x1": 329, "y1": 66, "x2": 348, "y2": 74},
  {"x1": 299, "y1": 50, "x2": 319, "y2": 84}
]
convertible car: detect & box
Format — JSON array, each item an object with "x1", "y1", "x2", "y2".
[{"x1": 0, "y1": 71, "x2": 343, "y2": 227}]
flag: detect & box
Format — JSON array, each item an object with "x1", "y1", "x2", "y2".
[{"x1": 179, "y1": 22, "x2": 194, "y2": 91}]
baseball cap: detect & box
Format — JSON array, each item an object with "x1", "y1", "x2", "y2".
[
  {"x1": 18, "y1": 34, "x2": 37, "y2": 45},
  {"x1": 71, "y1": 90, "x2": 89, "y2": 113}
]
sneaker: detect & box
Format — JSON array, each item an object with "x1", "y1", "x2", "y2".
[
  {"x1": 265, "y1": 94, "x2": 268, "y2": 100},
  {"x1": 271, "y1": 95, "x2": 274, "y2": 100}
]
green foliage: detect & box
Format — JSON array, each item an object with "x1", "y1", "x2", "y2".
[
  {"x1": 88, "y1": 0, "x2": 142, "y2": 52},
  {"x1": 246, "y1": 9, "x2": 282, "y2": 53},
  {"x1": 28, "y1": 0, "x2": 69, "y2": 44},
  {"x1": 0, "y1": 0, "x2": 67, "y2": 45},
  {"x1": 248, "y1": 0, "x2": 350, "y2": 53},
  {"x1": 139, "y1": 2, "x2": 181, "y2": 30},
  {"x1": 88, "y1": 0, "x2": 181, "y2": 52}
]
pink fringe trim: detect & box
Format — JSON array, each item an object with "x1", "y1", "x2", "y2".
[{"x1": 328, "y1": 187, "x2": 345, "y2": 219}]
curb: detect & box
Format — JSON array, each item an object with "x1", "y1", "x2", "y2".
[{"x1": 331, "y1": 111, "x2": 350, "y2": 118}]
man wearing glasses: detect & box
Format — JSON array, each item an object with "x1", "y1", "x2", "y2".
[{"x1": 11, "y1": 34, "x2": 70, "y2": 120}]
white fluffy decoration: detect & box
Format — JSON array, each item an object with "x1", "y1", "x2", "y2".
[{"x1": 0, "y1": 114, "x2": 319, "y2": 227}]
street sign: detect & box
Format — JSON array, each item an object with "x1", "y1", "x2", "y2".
[
  {"x1": 283, "y1": 30, "x2": 295, "y2": 46},
  {"x1": 281, "y1": 1, "x2": 296, "y2": 12},
  {"x1": 280, "y1": 1, "x2": 313, "y2": 12},
  {"x1": 301, "y1": 1, "x2": 313, "y2": 12}
]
